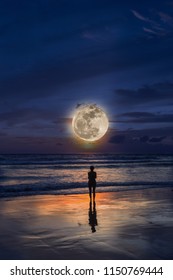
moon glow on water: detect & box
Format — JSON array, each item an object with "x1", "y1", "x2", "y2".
[{"x1": 72, "y1": 104, "x2": 109, "y2": 142}]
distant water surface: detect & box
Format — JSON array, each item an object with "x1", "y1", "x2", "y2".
[{"x1": 0, "y1": 154, "x2": 173, "y2": 198}]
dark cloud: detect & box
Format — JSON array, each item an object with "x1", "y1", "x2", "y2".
[
  {"x1": 115, "y1": 82, "x2": 173, "y2": 106},
  {"x1": 53, "y1": 118, "x2": 72, "y2": 124},
  {"x1": 116, "y1": 111, "x2": 173, "y2": 123},
  {"x1": 56, "y1": 142, "x2": 63, "y2": 146},
  {"x1": 0, "y1": 1, "x2": 173, "y2": 153},
  {"x1": 0, "y1": 109, "x2": 71, "y2": 138},
  {"x1": 109, "y1": 126, "x2": 171, "y2": 144},
  {"x1": 149, "y1": 136, "x2": 166, "y2": 142},
  {"x1": 107, "y1": 127, "x2": 173, "y2": 153},
  {"x1": 110, "y1": 132, "x2": 166, "y2": 145},
  {"x1": 0, "y1": 108, "x2": 59, "y2": 126},
  {"x1": 1, "y1": 5, "x2": 173, "y2": 105},
  {"x1": 109, "y1": 134, "x2": 126, "y2": 144},
  {"x1": 76, "y1": 103, "x2": 83, "y2": 108},
  {"x1": 0, "y1": 41, "x2": 152, "y2": 102},
  {"x1": 137, "y1": 135, "x2": 166, "y2": 143},
  {"x1": 140, "y1": 135, "x2": 149, "y2": 143},
  {"x1": 0, "y1": 1, "x2": 137, "y2": 103},
  {"x1": 0, "y1": 132, "x2": 7, "y2": 137}
]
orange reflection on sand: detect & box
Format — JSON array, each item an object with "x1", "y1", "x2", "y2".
[
  {"x1": 1, "y1": 190, "x2": 155, "y2": 243},
  {"x1": 1, "y1": 188, "x2": 173, "y2": 260},
  {"x1": 33, "y1": 194, "x2": 91, "y2": 215},
  {"x1": 1, "y1": 191, "x2": 149, "y2": 218},
  {"x1": 29, "y1": 191, "x2": 149, "y2": 229}
]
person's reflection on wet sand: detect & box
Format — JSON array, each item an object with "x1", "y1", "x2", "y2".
[{"x1": 88, "y1": 201, "x2": 98, "y2": 233}]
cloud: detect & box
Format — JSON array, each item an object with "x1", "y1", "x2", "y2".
[
  {"x1": 139, "y1": 135, "x2": 149, "y2": 143},
  {"x1": 53, "y1": 118, "x2": 71, "y2": 124},
  {"x1": 109, "y1": 127, "x2": 170, "y2": 148},
  {"x1": 76, "y1": 103, "x2": 85, "y2": 109},
  {"x1": 0, "y1": 109, "x2": 57, "y2": 126},
  {"x1": 106, "y1": 126, "x2": 172, "y2": 154},
  {"x1": 115, "y1": 82, "x2": 173, "y2": 106},
  {"x1": 131, "y1": 10, "x2": 153, "y2": 23},
  {"x1": 0, "y1": 132, "x2": 7, "y2": 137},
  {"x1": 158, "y1": 12, "x2": 173, "y2": 25},
  {"x1": 116, "y1": 112, "x2": 173, "y2": 123},
  {"x1": 0, "y1": 3, "x2": 134, "y2": 104},
  {"x1": 56, "y1": 142, "x2": 63, "y2": 146},
  {"x1": 109, "y1": 134, "x2": 126, "y2": 144},
  {"x1": 0, "y1": 109, "x2": 71, "y2": 133},
  {"x1": 82, "y1": 31, "x2": 98, "y2": 41},
  {"x1": 149, "y1": 136, "x2": 166, "y2": 143},
  {"x1": 138, "y1": 135, "x2": 166, "y2": 143},
  {"x1": 132, "y1": 9, "x2": 173, "y2": 37},
  {"x1": 143, "y1": 27, "x2": 161, "y2": 35}
]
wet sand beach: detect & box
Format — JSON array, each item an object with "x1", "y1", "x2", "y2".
[{"x1": 0, "y1": 188, "x2": 173, "y2": 260}]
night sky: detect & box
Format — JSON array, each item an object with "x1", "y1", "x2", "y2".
[{"x1": 1, "y1": 0, "x2": 173, "y2": 154}]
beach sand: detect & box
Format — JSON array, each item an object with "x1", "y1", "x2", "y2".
[{"x1": 0, "y1": 188, "x2": 173, "y2": 260}]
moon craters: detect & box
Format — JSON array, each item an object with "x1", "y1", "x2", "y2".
[{"x1": 72, "y1": 104, "x2": 109, "y2": 142}]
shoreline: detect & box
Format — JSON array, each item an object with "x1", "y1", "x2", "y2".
[
  {"x1": 0, "y1": 184, "x2": 173, "y2": 201},
  {"x1": 0, "y1": 187, "x2": 173, "y2": 259}
]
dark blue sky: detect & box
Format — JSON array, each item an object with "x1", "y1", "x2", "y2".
[{"x1": 0, "y1": 0, "x2": 173, "y2": 153}]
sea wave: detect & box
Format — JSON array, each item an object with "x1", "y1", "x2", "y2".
[
  {"x1": 0, "y1": 180, "x2": 173, "y2": 198},
  {"x1": 0, "y1": 154, "x2": 173, "y2": 198}
]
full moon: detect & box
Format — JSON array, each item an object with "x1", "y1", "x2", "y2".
[{"x1": 72, "y1": 104, "x2": 109, "y2": 142}]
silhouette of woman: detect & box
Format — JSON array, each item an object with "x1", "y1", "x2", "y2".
[{"x1": 88, "y1": 166, "x2": 97, "y2": 200}]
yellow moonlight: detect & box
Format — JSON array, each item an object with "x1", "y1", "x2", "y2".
[{"x1": 72, "y1": 104, "x2": 109, "y2": 142}]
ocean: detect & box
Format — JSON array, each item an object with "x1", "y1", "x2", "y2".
[{"x1": 0, "y1": 154, "x2": 173, "y2": 198}]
